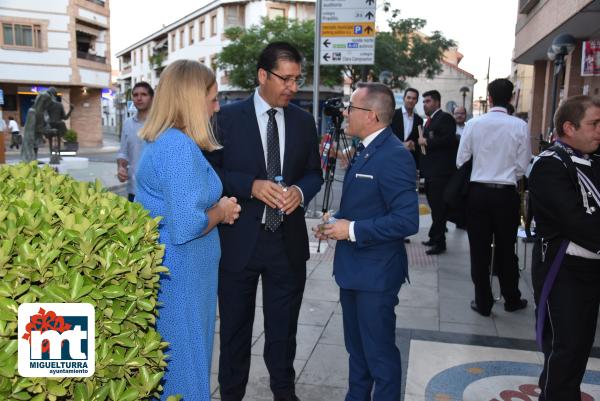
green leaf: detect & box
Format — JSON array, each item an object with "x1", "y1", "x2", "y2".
[
  {"x1": 102, "y1": 285, "x2": 125, "y2": 299},
  {"x1": 118, "y1": 388, "x2": 139, "y2": 401},
  {"x1": 69, "y1": 271, "x2": 84, "y2": 300},
  {"x1": 46, "y1": 380, "x2": 67, "y2": 396}
]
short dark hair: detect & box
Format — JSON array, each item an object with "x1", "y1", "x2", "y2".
[
  {"x1": 422, "y1": 90, "x2": 441, "y2": 103},
  {"x1": 8, "y1": 116, "x2": 14, "y2": 120},
  {"x1": 132, "y1": 81, "x2": 154, "y2": 97},
  {"x1": 488, "y1": 79, "x2": 513, "y2": 108},
  {"x1": 554, "y1": 95, "x2": 600, "y2": 137},
  {"x1": 404, "y1": 87, "x2": 419, "y2": 99},
  {"x1": 357, "y1": 82, "x2": 396, "y2": 124},
  {"x1": 257, "y1": 42, "x2": 303, "y2": 73}
]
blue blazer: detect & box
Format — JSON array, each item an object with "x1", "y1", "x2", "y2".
[
  {"x1": 333, "y1": 128, "x2": 419, "y2": 291},
  {"x1": 205, "y1": 94, "x2": 323, "y2": 272}
]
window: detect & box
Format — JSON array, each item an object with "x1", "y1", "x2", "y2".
[
  {"x1": 171, "y1": 33, "x2": 175, "y2": 52},
  {"x1": 180, "y1": 29, "x2": 185, "y2": 48},
  {"x1": 210, "y1": 14, "x2": 217, "y2": 36},
  {"x1": 140, "y1": 47, "x2": 144, "y2": 64},
  {"x1": 199, "y1": 57, "x2": 205, "y2": 64},
  {"x1": 268, "y1": 7, "x2": 285, "y2": 19},
  {"x1": 133, "y1": 49, "x2": 136, "y2": 66},
  {"x1": 189, "y1": 24, "x2": 195, "y2": 44},
  {"x1": 224, "y1": 6, "x2": 243, "y2": 28},
  {"x1": 2, "y1": 22, "x2": 42, "y2": 49},
  {"x1": 199, "y1": 19, "x2": 205, "y2": 41}
]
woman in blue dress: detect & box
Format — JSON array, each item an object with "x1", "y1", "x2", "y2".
[{"x1": 135, "y1": 60, "x2": 240, "y2": 401}]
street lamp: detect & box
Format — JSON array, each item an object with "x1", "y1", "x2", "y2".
[
  {"x1": 459, "y1": 86, "x2": 470, "y2": 108},
  {"x1": 546, "y1": 33, "x2": 576, "y2": 142}
]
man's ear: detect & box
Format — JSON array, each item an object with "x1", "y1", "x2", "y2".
[
  {"x1": 562, "y1": 121, "x2": 575, "y2": 138},
  {"x1": 257, "y1": 68, "x2": 267, "y2": 86}
]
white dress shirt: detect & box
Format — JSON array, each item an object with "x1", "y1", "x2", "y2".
[
  {"x1": 253, "y1": 90, "x2": 303, "y2": 222},
  {"x1": 456, "y1": 107, "x2": 531, "y2": 185},
  {"x1": 348, "y1": 128, "x2": 385, "y2": 242},
  {"x1": 401, "y1": 106, "x2": 414, "y2": 141}
]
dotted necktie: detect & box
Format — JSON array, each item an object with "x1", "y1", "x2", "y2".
[
  {"x1": 265, "y1": 109, "x2": 281, "y2": 231},
  {"x1": 349, "y1": 143, "x2": 365, "y2": 167}
]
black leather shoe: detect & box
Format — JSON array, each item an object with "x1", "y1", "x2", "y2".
[
  {"x1": 505, "y1": 299, "x2": 528, "y2": 312},
  {"x1": 422, "y1": 239, "x2": 434, "y2": 246},
  {"x1": 274, "y1": 395, "x2": 300, "y2": 401},
  {"x1": 425, "y1": 245, "x2": 446, "y2": 255},
  {"x1": 404, "y1": 238, "x2": 411, "y2": 244},
  {"x1": 470, "y1": 300, "x2": 491, "y2": 317}
]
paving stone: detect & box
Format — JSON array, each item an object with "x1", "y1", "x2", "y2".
[
  {"x1": 303, "y1": 278, "x2": 340, "y2": 302},
  {"x1": 252, "y1": 324, "x2": 325, "y2": 360},
  {"x1": 399, "y1": 284, "x2": 439, "y2": 309},
  {"x1": 297, "y1": 343, "x2": 349, "y2": 388},
  {"x1": 295, "y1": 383, "x2": 347, "y2": 401},
  {"x1": 320, "y1": 313, "x2": 345, "y2": 346},
  {"x1": 440, "y1": 321, "x2": 498, "y2": 336},
  {"x1": 298, "y1": 299, "x2": 337, "y2": 326},
  {"x1": 395, "y1": 306, "x2": 439, "y2": 331}
]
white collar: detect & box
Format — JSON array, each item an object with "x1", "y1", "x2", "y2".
[
  {"x1": 254, "y1": 89, "x2": 283, "y2": 116},
  {"x1": 361, "y1": 127, "x2": 386, "y2": 148},
  {"x1": 402, "y1": 105, "x2": 413, "y2": 117}
]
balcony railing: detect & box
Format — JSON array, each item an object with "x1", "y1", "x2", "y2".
[
  {"x1": 86, "y1": 0, "x2": 106, "y2": 6},
  {"x1": 78, "y1": 50, "x2": 107, "y2": 64},
  {"x1": 519, "y1": 0, "x2": 539, "y2": 14}
]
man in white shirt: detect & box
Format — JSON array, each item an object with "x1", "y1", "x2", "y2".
[
  {"x1": 8, "y1": 116, "x2": 20, "y2": 150},
  {"x1": 456, "y1": 78, "x2": 531, "y2": 316},
  {"x1": 390, "y1": 87, "x2": 424, "y2": 160},
  {"x1": 454, "y1": 106, "x2": 467, "y2": 139}
]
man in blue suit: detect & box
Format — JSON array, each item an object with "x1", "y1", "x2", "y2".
[
  {"x1": 206, "y1": 42, "x2": 323, "y2": 401},
  {"x1": 315, "y1": 82, "x2": 419, "y2": 401}
]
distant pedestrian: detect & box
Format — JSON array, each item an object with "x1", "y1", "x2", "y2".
[
  {"x1": 453, "y1": 106, "x2": 467, "y2": 139},
  {"x1": 8, "y1": 116, "x2": 20, "y2": 150},
  {"x1": 117, "y1": 81, "x2": 153, "y2": 201},
  {"x1": 456, "y1": 78, "x2": 531, "y2": 316},
  {"x1": 418, "y1": 90, "x2": 458, "y2": 255}
]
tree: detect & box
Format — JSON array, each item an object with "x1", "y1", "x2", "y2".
[
  {"x1": 218, "y1": 12, "x2": 455, "y2": 90},
  {"x1": 218, "y1": 17, "x2": 343, "y2": 90},
  {"x1": 350, "y1": 10, "x2": 456, "y2": 89}
]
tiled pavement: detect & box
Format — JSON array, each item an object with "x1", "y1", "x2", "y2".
[{"x1": 206, "y1": 213, "x2": 600, "y2": 401}]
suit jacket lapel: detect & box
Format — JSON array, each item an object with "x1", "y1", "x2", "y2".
[
  {"x1": 243, "y1": 94, "x2": 267, "y2": 174},
  {"x1": 342, "y1": 129, "x2": 391, "y2": 196},
  {"x1": 282, "y1": 107, "x2": 293, "y2": 178}
]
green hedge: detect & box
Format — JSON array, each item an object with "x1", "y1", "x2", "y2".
[{"x1": 0, "y1": 162, "x2": 176, "y2": 401}]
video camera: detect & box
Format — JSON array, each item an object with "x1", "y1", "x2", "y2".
[{"x1": 323, "y1": 97, "x2": 345, "y2": 118}]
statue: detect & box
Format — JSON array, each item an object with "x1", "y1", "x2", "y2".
[{"x1": 21, "y1": 87, "x2": 74, "y2": 163}]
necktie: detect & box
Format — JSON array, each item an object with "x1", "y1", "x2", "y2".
[
  {"x1": 425, "y1": 116, "x2": 432, "y2": 128},
  {"x1": 265, "y1": 109, "x2": 281, "y2": 231},
  {"x1": 350, "y1": 143, "x2": 365, "y2": 167}
]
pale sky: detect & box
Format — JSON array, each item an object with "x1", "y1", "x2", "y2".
[{"x1": 110, "y1": 0, "x2": 518, "y2": 99}]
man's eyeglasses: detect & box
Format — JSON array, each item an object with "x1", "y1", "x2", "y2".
[
  {"x1": 345, "y1": 104, "x2": 379, "y2": 122},
  {"x1": 268, "y1": 70, "x2": 306, "y2": 88}
]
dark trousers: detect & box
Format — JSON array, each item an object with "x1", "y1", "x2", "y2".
[
  {"x1": 218, "y1": 228, "x2": 306, "y2": 401},
  {"x1": 340, "y1": 286, "x2": 401, "y2": 401},
  {"x1": 532, "y1": 251, "x2": 600, "y2": 401},
  {"x1": 424, "y1": 176, "x2": 451, "y2": 246},
  {"x1": 466, "y1": 184, "x2": 521, "y2": 312},
  {"x1": 9, "y1": 132, "x2": 20, "y2": 149}
]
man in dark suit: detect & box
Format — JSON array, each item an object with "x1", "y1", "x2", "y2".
[
  {"x1": 315, "y1": 82, "x2": 419, "y2": 401},
  {"x1": 207, "y1": 42, "x2": 323, "y2": 401},
  {"x1": 418, "y1": 90, "x2": 458, "y2": 255},
  {"x1": 390, "y1": 87, "x2": 423, "y2": 165}
]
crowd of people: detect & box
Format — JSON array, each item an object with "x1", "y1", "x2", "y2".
[{"x1": 115, "y1": 41, "x2": 600, "y2": 401}]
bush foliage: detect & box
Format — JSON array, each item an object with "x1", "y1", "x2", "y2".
[{"x1": 0, "y1": 163, "x2": 174, "y2": 401}]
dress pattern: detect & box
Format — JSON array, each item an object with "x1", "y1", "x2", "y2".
[{"x1": 136, "y1": 128, "x2": 222, "y2": 401}]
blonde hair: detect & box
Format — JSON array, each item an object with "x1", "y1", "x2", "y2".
[{"x1": 139, "y1": 59, "x2": 221, "y2": 151}]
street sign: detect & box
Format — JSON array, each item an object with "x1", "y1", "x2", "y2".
[{"x1": 320, "y1": 0, "x2": 376, "y2": 65}]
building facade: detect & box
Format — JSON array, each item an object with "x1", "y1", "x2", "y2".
[
  {"x1": 0, "y1": 0, "x2": 111, "y2": 147},
  {"x1": 404, "y1": 48, "x2": 477, "y2": 116},
  {"x1": 116, "y1": 0, "x2": 315, "y2": 99},
  {"x1": 513, "y1": 0, "x2": 600, "y2": 150}
]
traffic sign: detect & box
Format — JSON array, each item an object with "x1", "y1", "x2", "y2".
[{"x1": 320, "y1": 0, "x2": 376, "y2": 65}]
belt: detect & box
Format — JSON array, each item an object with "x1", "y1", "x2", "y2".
[{"x1": 471, "y1": 182, "x2": 516, "y2": 190}]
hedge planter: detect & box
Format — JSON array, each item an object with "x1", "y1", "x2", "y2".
[{"x1": 0, "y1": 162, "x2": 178, "y2": 401}]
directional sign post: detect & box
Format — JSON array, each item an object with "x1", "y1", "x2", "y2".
[{"x1": 320, "y1": 0, "x2": 376, "y2": 65}]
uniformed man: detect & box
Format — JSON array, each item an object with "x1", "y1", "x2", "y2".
[{"x1": 528, "y1": 95, "x2": 600, "y2": 401}]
